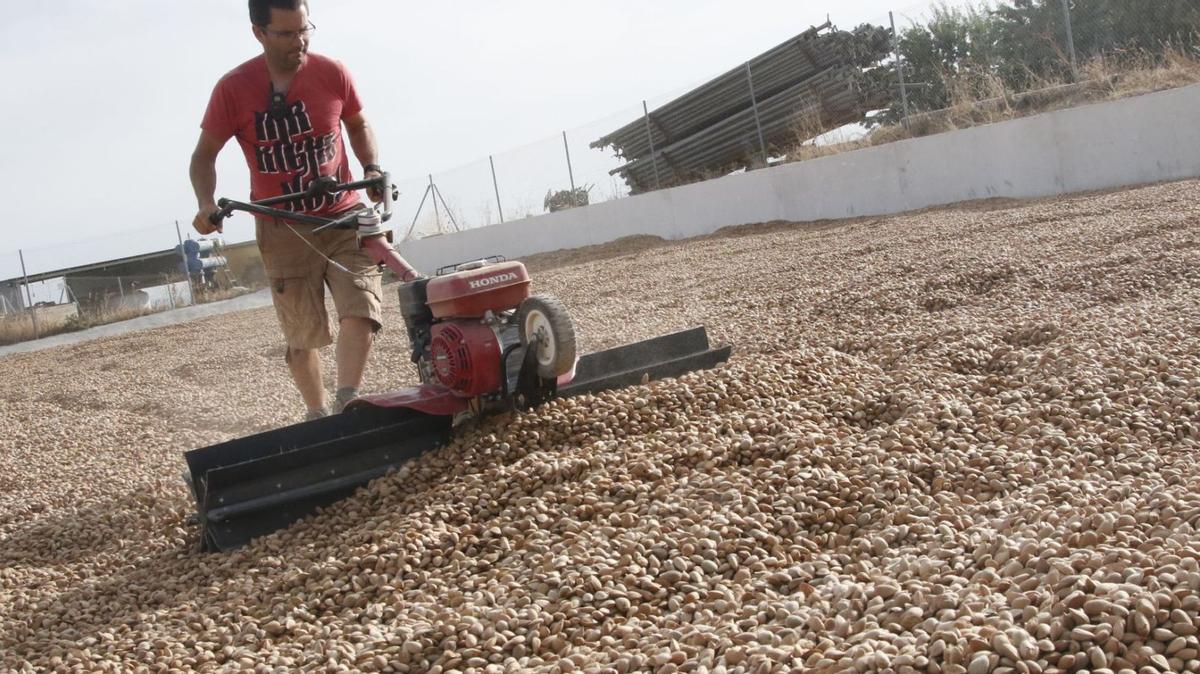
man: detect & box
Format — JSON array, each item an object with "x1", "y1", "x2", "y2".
[{"x1": 190, "y1": 0, "x2": 384, "y2": 420}]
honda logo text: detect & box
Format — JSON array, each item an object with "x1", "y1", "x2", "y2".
[{"x1": 469, "y1": 272, "x2": 519, "y2": 289}]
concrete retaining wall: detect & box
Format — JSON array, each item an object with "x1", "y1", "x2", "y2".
[{"x1": 400, "y1": 84, "x2": 1200, "y2": 273}]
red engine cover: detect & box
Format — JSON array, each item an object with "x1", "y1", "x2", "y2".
[
  {"x1": 429, "y1": 320, "x2": 502, "y2": 397},
  {"x1": 426, "y1": 261, "x2": 531, "y2": 319}
]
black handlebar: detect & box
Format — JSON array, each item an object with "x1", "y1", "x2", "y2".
[{"x1": 210, "y1": 173, "x2": 397, "y2": 229}]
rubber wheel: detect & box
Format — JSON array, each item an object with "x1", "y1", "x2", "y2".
[{"x1": 518, "y1": 295, "x2": 577, "y2": 379}]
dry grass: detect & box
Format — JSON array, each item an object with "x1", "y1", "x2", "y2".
[
  {"x1": 0, "y1": 305, "x2": 144, "y2": 346},
  {"x1": 1103, "y1": 45, "x2": 1200, "y2": 97},
  {"x1": 0, "y1": 315, "x2": 50, "y2": 346},
  {"x1": 784, "y1": 106, "x2": 874, "y2": 162},
  {"x1": 192, "y1": 283, "x2": 254, "y2": 304},
  {"x1": 0, "y1": 285, "x2": 256, "y2": 346}
]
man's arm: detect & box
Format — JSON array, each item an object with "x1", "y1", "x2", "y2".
[
  {"x1": 343, "y1": 111, "x2": 383, "y2": 201},
  {"x1": 190, "y1": 130, "x2": 227, "y2": 234},
  {"x1": 343, "y1": 111, "x2": 379, "y2": 170}
]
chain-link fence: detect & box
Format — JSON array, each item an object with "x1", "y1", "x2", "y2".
[
  {"x1": 878, "y1": 0, "x2": 1200, "y2": 128},
  {"x1": 4, "y1": 0, "x2": 1198, "y2": 343},
  {"x1": 395, "y1": 0, "x2": 1198, "y2": 239},
  {"x1": 398, "y1": 94, "x2": 695, "y2": 241},
  {"x1": 0, "y1": 270, "x2": 197, "y2": 345},
  {"x1": 0, "y1": 221, "x2": 249, "y2": 342}
]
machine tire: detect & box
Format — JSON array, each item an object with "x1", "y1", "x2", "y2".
[{"x1": 518, "y1": 295, "x2": 577, "y2": 379}]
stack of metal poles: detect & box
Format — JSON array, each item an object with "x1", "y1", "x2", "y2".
[{"x1": 593, "y1": 22, "x2": 894, "y2": 193}]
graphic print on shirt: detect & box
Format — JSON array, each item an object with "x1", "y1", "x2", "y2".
[{"x1": 253, "y1": 100, "x2": 340, "y2": 212}]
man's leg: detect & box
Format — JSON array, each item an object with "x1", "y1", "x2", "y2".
[
  {"x1": 258, "y1": 217, "x2": 336, "y2": 418},
  {"x1": 287, "y1": 346, "x2": 327, "y2": 414},
  {"x1": 266, "y1": 273, "x2": 334, "y2": 417},
  {"x1": 323, "y1": 224, "x2": 384, "y2": 411},
  {"x1": 335, "y1": 317, "x2": 374, "y2": 398}
]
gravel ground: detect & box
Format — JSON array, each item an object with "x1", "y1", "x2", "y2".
[{"x1": 1, "y1": 180, "x2": 1198, "y2": 673}]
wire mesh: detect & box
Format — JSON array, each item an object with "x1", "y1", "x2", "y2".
[
  {"x1": 0, "y1": 221, "x2": 239, "y2": 325},
  {"x1": 3, "y1": 223, "x2": 181, "y2": 280},
  {"x1": 0, "y1": 266, "x2": 197, "y2": 345},
  {"x1": 1057, "y1": 0, "x2": 1199, "y2": 71},
  {"x1": 874, "y1": 0, "x2": 1200, "y2": 128},
  {"x1": 491, "y1": 132, "x2": 576, "y2": 224},
  {"x1": 430, "y1": 158, "x2": 503, "y2": 234},
  {"x1": 563, "y1": 103, "x2": 649, "y2": 206}
]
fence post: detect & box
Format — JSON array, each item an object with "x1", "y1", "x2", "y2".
[
  {"x1": 429, "y1": 174, "x2": 442, "y2": 233},
  {"x1": 890, "y1": 12, "x2": 911, "y2": 130},
  {"x1": 1060, "y1": 0, "x2": 1078, "y2": 81},
  {"x1": 562, "y1": 131, "x2": 577, "y2": 193},
  {"x1": 18, "y1": 249, "x2": 39, "y2": 340},
  {"x1": 489, "y1": 155, "x2": 505, "y2": 224},
  {"x1": 642, "y1": 100, "x2": 662, "y2": 190},
  {"x1": 430, "y1": 183, "x2": 460, "y2": 233},
  {"x1": 744, "y1": 62, "x2": 768, "y2": 165},
  {"x1": 175, "y1": 220, "x2": 196, "y2": 306}
]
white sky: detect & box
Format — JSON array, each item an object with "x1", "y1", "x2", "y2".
[{"x1": 0, "y1": 0, "x2": 966, "y2": 282}]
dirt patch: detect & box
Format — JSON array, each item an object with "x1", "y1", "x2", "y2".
[{"x1": 520, "y1": 235, "x2": 673, "y2": 273}]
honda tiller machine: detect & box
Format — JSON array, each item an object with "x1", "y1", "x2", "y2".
[{"x1": 184, "y1": 175, "x2": 731, "y2": 551}]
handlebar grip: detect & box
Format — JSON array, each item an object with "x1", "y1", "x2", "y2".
[
  {"x1": 381, "y1": 172, "x2": 394, "y2": 216},
  {"x1": 210, "y1": 198, "x2": 233, "y2": 226}
]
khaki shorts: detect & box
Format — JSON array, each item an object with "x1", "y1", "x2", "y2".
[{"x1": 256, "y1": 213, "x2": 383, "y2": 350}]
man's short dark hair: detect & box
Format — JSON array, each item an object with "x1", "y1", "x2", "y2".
[{"x1": 249, "y1": 0, "x2": 308, "y2": 27}]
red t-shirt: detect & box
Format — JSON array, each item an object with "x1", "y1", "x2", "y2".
[{"x1": 201, "y1": 52, "x2": 362, "y2": 216}]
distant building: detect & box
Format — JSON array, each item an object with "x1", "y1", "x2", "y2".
[
  {"x1": 0, "y1": 240, "x2": 265, "y2": 314},
  {"x1": 0, "y1": 282, "x2": 24, "y2": 314}
]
